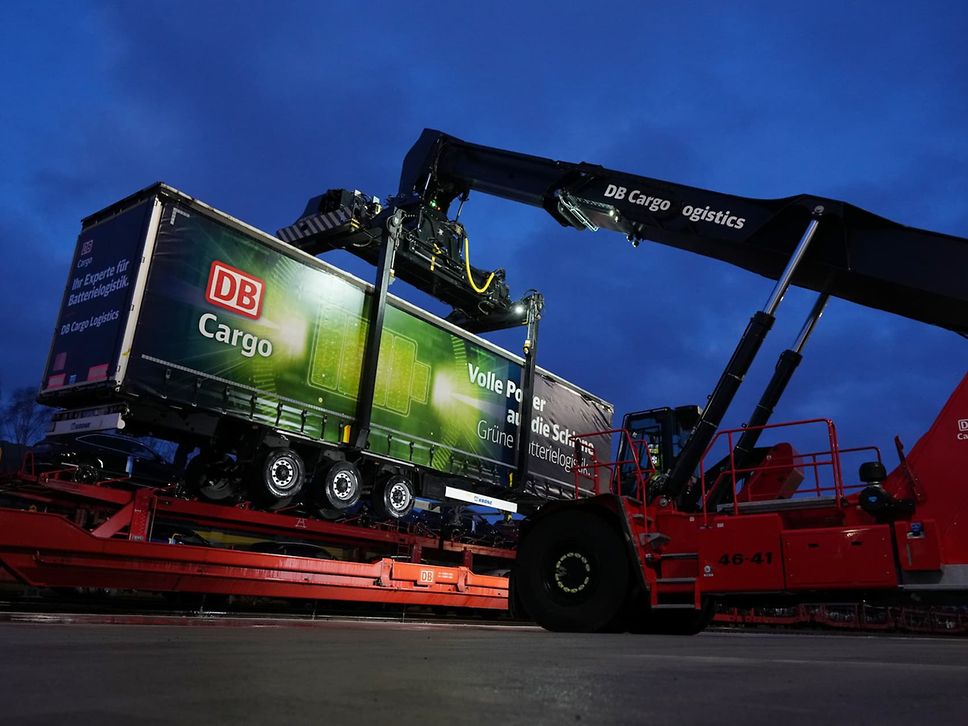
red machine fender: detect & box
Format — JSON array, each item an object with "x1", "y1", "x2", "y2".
[{"x1": 883, "y1": 372, "x2": 968, "y2": 563}]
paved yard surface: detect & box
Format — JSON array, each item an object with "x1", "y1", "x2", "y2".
[{"x1": 1, "y1": 620, "x2": 965, "y2": 725}]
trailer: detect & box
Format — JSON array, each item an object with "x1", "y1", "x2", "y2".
[
  {"x1": 0, "y1": 182, "x2": 616, "y2": 614},
  {"x1": 37, "y1": 184, "x2": 612, "y2": 521}
]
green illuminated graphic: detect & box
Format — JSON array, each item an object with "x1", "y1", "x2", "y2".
[
  {"x1": 124, "y1": 200, "x2": 611, "y2": 489},
  {"x1": 309, "y1": 301, "x2": 430, "y2": 416}
]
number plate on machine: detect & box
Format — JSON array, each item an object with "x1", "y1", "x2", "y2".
[{"x1": 698, "y1": 515, "x2": 785, "y2": 592}]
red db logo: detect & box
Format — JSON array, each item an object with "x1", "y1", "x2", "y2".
[{"x1": 205, "y1": 261, "x2": 265, "y2": 320}]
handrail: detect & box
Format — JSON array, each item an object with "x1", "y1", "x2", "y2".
[
  {"x1": 570, "y1": 428, "x2": 652, "y2": 496},
  {"x1": 570, "y1": 428, "x2": 656, "y2": 527},
  {"x1": 698, "y1": 417, "x2": 846, "y2": 522}
]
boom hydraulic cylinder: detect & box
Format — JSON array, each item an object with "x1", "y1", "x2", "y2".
[{"x1": 660, "y1": 209, "x2": 824, "y2": 499}]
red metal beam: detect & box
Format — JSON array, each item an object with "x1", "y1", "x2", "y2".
[
  {"x1": 7, "y1": 475, "x2": 516, "y2": 562},
  {"x1": 0, "y1": 509, "x2": 508, "y2": 610}
]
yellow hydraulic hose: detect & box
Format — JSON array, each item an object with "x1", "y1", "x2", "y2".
[{"x1": 463, "y1": 236, "x2": 495, "y2": 294}]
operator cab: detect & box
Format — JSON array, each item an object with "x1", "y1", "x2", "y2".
[{"x1": 617, "y1": 405, "x2": 701, "y2": 498}]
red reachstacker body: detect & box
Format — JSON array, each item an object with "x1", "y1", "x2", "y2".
[{"x1": 548, "y1": 372, "x2": 968, "y2": 623}]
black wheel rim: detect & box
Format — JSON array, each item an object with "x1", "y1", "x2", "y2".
[{"x1": 542, "y1": 543, "x2": 597, "y2": 604}]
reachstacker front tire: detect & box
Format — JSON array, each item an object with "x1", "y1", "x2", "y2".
[{"x1": 514, "y1": 509, "x2": 630, "y2": 632}]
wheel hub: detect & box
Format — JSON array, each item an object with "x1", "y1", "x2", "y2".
[
  {"x1": 388, "y1": 482, "x2": 412, "y2": 511},
  {"x1": 331, "y1": 471, "x2": 355, "y2": 500},
  {"x1": 554, "y1": 551, "x2": 591, "y2": 594},
  {"x1": 271, "y1": 459, "x2": 296, "y2": 489}
]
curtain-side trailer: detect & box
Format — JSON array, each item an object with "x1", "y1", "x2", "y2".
[{"x1": 37, "y1": 184, "x2": 613, "y2": 520}]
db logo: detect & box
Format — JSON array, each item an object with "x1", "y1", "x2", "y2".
[
  {"x1": 205, "y1": 261, "x2": 265, "y2": 319},
  {"x1": 959, "y1": 419, "x2": 968, "y2": 432}
]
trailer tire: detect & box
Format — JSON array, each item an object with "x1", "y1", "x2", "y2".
[
  {"x1": 314, "y1": 461, "x2": 361, "y2": 512},
  {"x1": 371, "y1": 474, "x2": 415, "y2": 520},
  {"x1": 184, "y1": 453, "x2": 242, "y2": 503},
  {"x1": 255, "y1": 447, "x2": 305, "y2": 509},
  {"x1": 72, "y1": 463, "x2": 101, "y2": 484},
  {"x1": 513, "y1": 509, "x2": 629, "y2": 632}
]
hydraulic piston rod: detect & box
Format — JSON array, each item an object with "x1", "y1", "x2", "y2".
[
  {"x1": 732, "y1": 291, "x2": 830, "y2": 464},
  {"x1": 697, "y1": 290, "x2": 832, "y2": 509},
  {"x1": 763, "y1": 213, "x2": 823, "y2": 315},
  {"x1": 660, "y1": 209, "x2": 824, "y2": 499}
]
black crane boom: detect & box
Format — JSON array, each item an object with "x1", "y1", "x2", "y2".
[{"x1": 400, "y1": 129, "x2": 968, "y2": 335}]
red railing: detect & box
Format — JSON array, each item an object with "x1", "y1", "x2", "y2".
[
  {"x1": 699, "y1": 418, "x2": 849, "y2": 521},
  {"x1": 563, "y1": 419, "x2": 883, "y2": 532},
  {"x1": 570, "y1": 428, "x2": 656, "y2": 500},
  {"x1": 791, "y1": 445, "x2": 882, "y2": 497}
]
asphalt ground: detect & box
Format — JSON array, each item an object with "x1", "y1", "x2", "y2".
[{"x1": 1, "y1": 620, "x2": 965, "y2": 725}]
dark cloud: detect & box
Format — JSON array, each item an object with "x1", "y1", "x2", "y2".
[{"x1": 1, "y1": 1, "x2": 964, "y2": 461}]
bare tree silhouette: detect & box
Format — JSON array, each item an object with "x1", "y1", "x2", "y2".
[{"x1": 3, "y1": 387, "x2": 52, "y2": 446}]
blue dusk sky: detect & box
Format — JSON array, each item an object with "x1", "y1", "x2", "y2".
[{"x1": 0, "y1": 1, "x2": 965, "y2": 460}]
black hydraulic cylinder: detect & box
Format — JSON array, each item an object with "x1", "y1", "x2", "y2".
[
  {"x1": 660, "y1": 214, "x2": 821, "y2": 499},
  {"x1": 662, "y1": 310, "x2": 775, "y2": 498},
  {"x1": 352, "y1": 212, "x2": 401, "y2": 450},
  {"x1": 730, "y1": 348, "x2": 803, "y2": 467},
  {"x1": 729, "y1": 290, "x2": 828, "y2": 467}
]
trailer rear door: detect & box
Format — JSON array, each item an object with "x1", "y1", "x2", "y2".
[{"x1": 39, "y1": 197, "x2": 161, "y2": 400}]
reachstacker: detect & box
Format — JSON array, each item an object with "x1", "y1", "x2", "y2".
[{"x1": 1, "y1": 129, "x2": 965, "y2": 625}]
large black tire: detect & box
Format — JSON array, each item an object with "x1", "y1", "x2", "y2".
[
  {"x1": 513, "y1": 509, "x2": 630, "y2": 632},
  {"x1": 253, "y1": 447, "x2": 305, "y2": 509},
  {"x1": 313, "y1": 460, "x2": 361, "y2": 513},
  {"x1": 184, "y1": 453, "x2": 243, "y2": 503},
  {"x1": 371, "y1": 474, "x2": 415, "y2": 520},
  {"x1": 630, "y1": 599, "x2": 716, "y2": 635}
]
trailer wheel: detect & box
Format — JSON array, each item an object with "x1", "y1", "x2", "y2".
[
  {"x1": 184, "y1": 453, "x2": 242, "y2": 502},
  {"x1": 255, "y1": 448, "x2": 305, "y2": 509},
  {"x1": 72, "y1": 463, "x2": 101, "y2": 484},
  {"x1": 371, "y1": 474, "x2": 415, "y2": 520},
  {"x1": 513, "y1": 509, "x2": 629, "y2": 632},
  {"x1": 314, "y1": 461, "x2": 361, "y2": 512}
]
